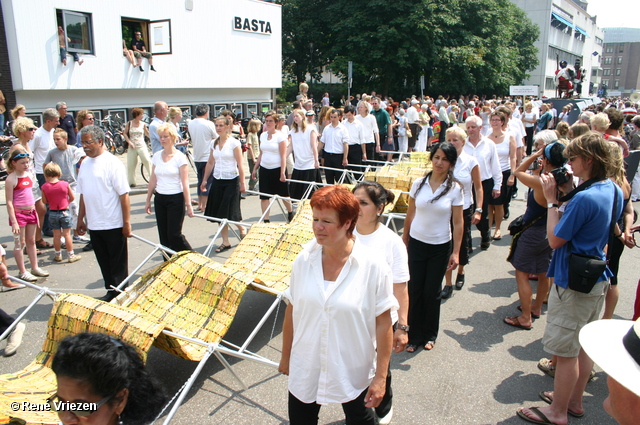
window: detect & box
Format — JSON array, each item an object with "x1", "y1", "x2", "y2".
[
  {"x1": 619, "y1": 44, "x2": 624, "y2": 53},
  {"x1": 122, "y1": 17, "x2": 172, "y2": 55},
  {"x1": 614, "y1": 80, "x2": 620, "y2": 88},
  {"x1": 603, "y1": 69, "x2": 611, "y2": 76},
  {"x1": 56, "y1": 10, "x2": 94, "y2": 54},
  {"x1": 615, "y1": 69, "x2": 621, "y2": 76},
  {"x1": 545, "y1": 77, "x2": 555, "y2": 90},
  {"x1": 595, "y1": 37, "x2": 603, "y2": 46},
  {"x1": 606, "y1": 45, "x2": 614, "y2": 53},
  {"x1": 603, "y1": 80, "x2": 609, "y2": 88},
  {"x1": 617, "y1": 57, "x2": 623, "y2": 64},
  {"x1": 604, "y1": 57, "x2": 612, "y2": 65},
  {"x1": 591, "y1": 69, "x2": 597, "y2": 77}
]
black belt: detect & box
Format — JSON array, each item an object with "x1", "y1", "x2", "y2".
[{"x1": 324, "y1": 152, "x2": 343, "y2": 155}]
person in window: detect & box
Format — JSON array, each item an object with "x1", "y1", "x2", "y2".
[
  {"x1": 131, "y1": 31, "x2": 156, "y2": 72},
  {"x1": 122, "y1": 39, "x2": 136, "y2": 67},
  {"x1": 58, "y1": 26, "x2": 83, "y2": 67}
]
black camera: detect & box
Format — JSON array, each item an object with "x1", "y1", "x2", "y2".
[{"x1": 550, "y1": 165, "x2": 571, "y2": 186}]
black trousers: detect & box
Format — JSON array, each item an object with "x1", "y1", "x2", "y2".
[
  {"x1": 364, "y1": 143, "x2": 376, "y2": 164},
  {"x1": 154, "y1": 192, "x2": 192, "y2": 252},
  {"x1": 438, "y1": 122, "x2": 449, "y2": 142},
  {"x1": 460, "y1": 206, "x2": 473, "y2": 265},
  {"x1": 323, "y1": 152, "x2": 344, "y2": 185},
  {"x1": 408, "y1": 238, "x2": 451, "y2": 344},
  {"x1": 525, "y1": 126, "x2": 535, "y2": 156},
  {"x1": 474, "y1": 178, "x2": 494, "y2": 244},
  {"x1": 90, "y1": 228, "x2": 128, "y2": 292},
  {"x1": 288, "y1": 388, "x2": 376, "y2": 425},
  {"x1": 0, "y1": 309, "x2": 15, "y2": 335},
  {"x1": 347, "y1": 144, "x2": 363, "y2": 172}
]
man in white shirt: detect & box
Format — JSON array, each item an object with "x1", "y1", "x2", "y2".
[
  {"x1": 149, "y1": 101, "x2": 168, "y2": 154},
  {"x1": 342, "y1": 105, "x2": 366, "y2": 171},
  {"x1": 188, "y1": 104, "x2": 219, "y2": 210},
  {"x1": 548, "y1": 102, "x2": 558, "y2": 129},
  {"x1": 406, "y1": 99, "x2": 420, "y2": 152},
  {"x1": 31, "y1": 108, "x2": 60, "y2": 238},
  {"x1": 76, "y1": 125, "x2": 131, "y2": 302},
  {"x1": 319, "y1": 109, "x2": 349, "y2": 184},
  {"x1": 438, "y1": 101, "x2": 450, "y2": 142},
  {"x1": 464, "y1": 116, "x2": 502, "y2": 250}
]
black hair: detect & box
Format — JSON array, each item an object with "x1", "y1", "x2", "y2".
[
  {"x1": 292, "y1": 101, "x2": 301, "y2": 109},
  {"x1": 195, "y1": 104, "x2": 209, "y2": 117},
  {"x1": 353, "y1": 181, "x2": 395, "y2": 218},
  {"x1": 543, "y1": 142, "x2": 567, "y2": 168},
  {"x1": 414, "y1": 142, "x2": 460, "y2": 203},
  {"x1": 52, "y1": 333, "x2": 167, "y2": 425},
  {"x1": 344, "y1": 104, "x2": 357, "y2": 115}
]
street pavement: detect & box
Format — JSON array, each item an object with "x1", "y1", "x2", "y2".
[{"x1": 1, "y1": 158, "x2": 638, "y2": 424}]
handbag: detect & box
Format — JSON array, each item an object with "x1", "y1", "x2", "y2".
[
  {"x1": 567, "y1": 186, "x2": 618, "y2": 294},
  {"x1": 508, "y1": 215, "x2": 524, "y2": 236},
  {"x1": 406, "y1": 128, "x2": 412, "y2": 138}
]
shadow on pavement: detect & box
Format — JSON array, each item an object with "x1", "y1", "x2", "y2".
[{"x1": 469, "y1": 276, "x2": 517, "y2": 299}]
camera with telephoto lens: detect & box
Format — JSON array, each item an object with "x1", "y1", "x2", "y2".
[{"x1": 550, "y1": 164, "x2": 571, "y2": 186}]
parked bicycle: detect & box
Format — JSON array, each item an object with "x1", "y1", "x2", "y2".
[
  {"x1": 97, "y1": 115, "x2": 127, "y2": 155},
  {"x1": 140, "y1": 144, "x2": 197, "y2": 184}
]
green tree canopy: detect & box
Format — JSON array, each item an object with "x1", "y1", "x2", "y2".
[{"x1": 279, "y1": 0, "x2": 539, "y2": 98}]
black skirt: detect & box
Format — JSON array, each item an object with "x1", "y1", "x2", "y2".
[
  {"x1": 489, "y1": 169, "x2": 513, "y2": 205},
  {"x1": 290, "y1": 168, "x2": 322, "y2": 200},
  {"x1": 259, "y1": 166, "x2": 290, "y2": 200},
  {"x1": 204, "y1": 176, "x2": 242, "y2": 221}
]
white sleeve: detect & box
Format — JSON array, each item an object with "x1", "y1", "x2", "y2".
[{"x1": 490, "y1": 144, "x2": 503, "y2": 190}]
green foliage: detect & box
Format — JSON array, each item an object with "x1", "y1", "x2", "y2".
[{"x1": 279, "y1": 0, "x2": 539, "y2": 97}]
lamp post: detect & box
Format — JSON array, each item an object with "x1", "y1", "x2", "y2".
[{"x1": 309, "y1": 42, "x2": 314, "y2": 93}]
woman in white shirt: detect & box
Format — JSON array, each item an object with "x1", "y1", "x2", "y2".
[
  {"x1": 402, "y1": 142, "x2": 463, "y2": 353},
  {"x1": 200, "y1": 116, "x2": 246, "y2": 252},
  {"x1": 279, "y1": 186, "x2": 397, "y2": 425},
  {"x1": 124, "y1": 108, "x2": 151, "y2": 188},
  {"x1": 252, "y1": 110, "x2": 293, "y2": 222},
  {"x1": 439, "y1": 127, "x2": 484, "y2": 299},
  {"x1": 145, "y1": 123, "x2": 193, "y2": 252},
  {"x1": 288, "y1": 110, "x2": 320, "y2": 200},
  {"x1": 521, "y1": 102, "x2": 538, "y2": 156},
  {"x1": 487, "y1": 111, "x2": 517, "y2": 241},
  {"x1": 353, "y1": 181, "x2": 409, "y2": 422},
  {"x1": 355, "y1": 101, "x2": 379, "y2": 163}
]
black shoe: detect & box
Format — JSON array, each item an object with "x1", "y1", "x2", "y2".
[
  {"x1": 438, "y1": 285, "x2": 453, "y2": 300},
  {"x1": 139, "y1": 66, "x2": 144, "y2": 72},
  {"x1": 455, "y1": 274, "x2": 465, "y2": 290},
  {"x1": 97, "y1": 291, "x2": 116, "y2": 302},
  {"x1": 82, "y1": 242, "x2": 94, "y2": 252},
  {"x1": 287, "y1": 211, "x2": 294, "y2": 222},
  {"x1": 504, "y1": 211, "x2": 510, "y2": 220},
  {"x1": 150, "y1": 66, "x2": 156, "y2": 72},
  {"x1": 481, "y1": 241, "x2": 490, "y2": 250}
]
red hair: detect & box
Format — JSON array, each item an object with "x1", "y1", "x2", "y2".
[{"x1": 310, "y1": 186, "x2": 359, "y2": 236}]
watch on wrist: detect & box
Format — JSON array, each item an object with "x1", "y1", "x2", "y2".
[
  {"x1": 475, "y1": 208, "x2": 483, "y2": 213},
  {"x1": 547, "y1": 203, "x2": 559, "y2": 209},
  {"x1": 394, "y1": 323, "x2": 410, "y2": 332}
]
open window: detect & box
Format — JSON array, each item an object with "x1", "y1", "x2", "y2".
[
  {"x1": 56, "y1": 9, "x2": 94, "y2": 54},
  {"x1": 122, "y1": 17, "x2": 172, "y2": 55}
]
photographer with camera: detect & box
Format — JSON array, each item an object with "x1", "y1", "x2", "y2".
[
  {"x1": 504, "y1": 141, "x2": 567, "y2": 331},
  {"x1": 517, "y1": 132, "x2": 623, "y2": 425}
]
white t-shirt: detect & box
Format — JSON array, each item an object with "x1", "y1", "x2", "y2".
[
  {"x1": 260, "y1": 131, "x2": 287, "y2": 169},
  {"x1": 321, "y1": 123, "x2": 349, "y2": 154},
  {"x1": 495, "y1": 137, "x2": 512, "y2": 171},
  {"x1": 151, "y1": 150, "x2": 188, "y2": 194},
  {"x1": 188, "y1": 118, "x2": 218, "y2": 162},
  {"x1": 523, "y1": 111, "x2": 538, "y2": 128},
  {"x1": 342, "y1": 119, "x2": 365, "y2": 145},
  {"x1": 30, "y1": 127, "x2": 55, "y2": 173},
  {"x1": 453, "y1": 152, "x2": 479, "y2": 209},
  {"x1": 77, "y1": 152, "x2": 130, "y2": 231},
  {"x1": 508, "y1": 119, "x2": 525, "y2": 148},
  {"x1": 406, "y1": 106, "x2": 419, "y2": 124},
  {"x1": 409, "y1": 176, "x2": 463, "y2": 244},
  {"x1": 212, "y1": 138, "x2": 241, "y2": 180},
  {"x1": 355, "y1": 114, "x2": 379, "y2": 144},
  {"x1": 289, "y1": 127, "x2": 317, "y2": 170},
  {"x1": 464, "y1": 137, "x2": 503, "y2": 190},
  {"x1": 354, "y1": 225, "x2": 410, "y2": 324}
]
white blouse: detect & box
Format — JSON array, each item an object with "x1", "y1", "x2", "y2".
[
  {"x1": 289, "y1": 126, "x2": 317, "y2": 170},
  {"x1": 152, "y1": 150, "x2": 188, "y2": 194},
  {"x1": 211, "y1": 137, "x2": 241, "y2": 180},
  {"x1": 409, "y1": 176, "x2": 463, "y2": 245},
  {"x1": 453, "y1": 152, "x2": 479, "y2": 209},
  {"x1": 284, "y1": 239, "x2": 397, "y2": 405},
  {"x1": 355, "y1": 114, "x2": 379, "y2": 144},
  {"x1": 260, "y1": 131, "x2": 287, "y2": 170}
]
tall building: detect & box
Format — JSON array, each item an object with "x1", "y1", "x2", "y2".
[
  {"x1": 602, "y1": 28, "x2": 640, "y2": 97},
  {"x1": 510, "y1": 0, "x2": 603, "y2": 98}
]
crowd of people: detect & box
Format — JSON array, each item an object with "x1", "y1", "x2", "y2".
[{"x1": 1, "y1": 90, "x2": 640, "y2": 425}]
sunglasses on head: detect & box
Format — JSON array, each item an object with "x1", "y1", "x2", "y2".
[
  {"x1": 46, "y1": 393, "x2": 114, "y2": 418},
  {"x1": 13, "y1": 152, "x2": 30, "y2": 159}
]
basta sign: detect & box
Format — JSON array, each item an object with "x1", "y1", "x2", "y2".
[{"x1": 233, "y1": 17, "x2": 272, "y2": 35}]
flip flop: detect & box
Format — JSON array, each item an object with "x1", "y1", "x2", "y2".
[
  {"x1": 215, "y1": 244, "x2": 232, "y2": 253},
  {"x1": 406, "y1": 344, "x2": 419, "y2": 353},
  {"x1": 538, "y1": 391, "x2": 584, "y2": 418},
  {"x1": 517, "y1": 305, "x2": 541, "y2": 319},
  {"x1": 516, "y1": 407, "x2": 559, "y2": 425},
  {"x1": 504, "y1": 316, "x2": 532, "y2": 330},
  {"x1": 424, "y1": 341, "x2": 435, "y2": 351}
]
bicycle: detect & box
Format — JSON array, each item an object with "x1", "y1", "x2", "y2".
[{"x1": 96, "y1": 115, "x2": 127, "y2": 154}]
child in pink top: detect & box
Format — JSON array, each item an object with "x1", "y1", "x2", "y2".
[
  {"x1": 41, "y1": 163, "x2": 81, "y2": 263},
  {"x1": 5, "y1": 147, "x2": 49, "y2": 282}
]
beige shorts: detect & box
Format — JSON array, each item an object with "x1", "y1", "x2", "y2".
[{"x1": 542, "y1": 281, "x2": 608, "y2": 358}]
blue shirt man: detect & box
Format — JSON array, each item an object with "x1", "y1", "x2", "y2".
[{"x1": 149, "y1": 101, "x2": 168, "y2": 154}]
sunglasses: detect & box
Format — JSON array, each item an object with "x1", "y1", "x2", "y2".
[
  {"x1": 27, "y1": 127, "x2": 37, "y2": 131},
  {"x1": 13, "y1": 153, "x2": 30, "y2": 160},
  {"x1": 46, "y1": 393, "x2": 114, "y2": 418}
]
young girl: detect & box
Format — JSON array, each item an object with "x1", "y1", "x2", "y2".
[
  {"x1": 41, "y1": 162, "x2": 81, "y2": 263},
  {"x1": 5, "y1": 147, "x2": 49, "y2": 282}
]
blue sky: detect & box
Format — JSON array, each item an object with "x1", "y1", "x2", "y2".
[{"x1": 587, "y1": 0, "x2": 640, "y2": 29}]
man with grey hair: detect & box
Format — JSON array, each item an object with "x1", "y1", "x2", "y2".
[
  {"x1": 149, "y1": 101, "x2": 168, "y2": 154},
  {"x1": 56, "y1": 101, "x2": 77, "y2": 146},
  {"x1": 188, "y1": 104, "x2": 218, "y2": 210},
  {"x1": 579, "y1": 110, "x2": 594, "y2": 129},
  {"x1": 76, "y1": 125, "x2": 131, "y2": 302}
]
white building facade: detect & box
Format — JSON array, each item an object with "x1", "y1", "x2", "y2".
[
  {"x1": 0, "y1": 0, "x2": 281, "y2": 123},
  {"x1": 509, "y1": 0, "x2": 603, "y2": 98}
]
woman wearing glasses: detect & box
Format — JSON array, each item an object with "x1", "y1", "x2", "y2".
[{"x1": 50, "y1": 332, "x2": 166, "y2": 425}]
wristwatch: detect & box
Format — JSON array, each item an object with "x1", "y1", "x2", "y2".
[
  {"x1": 475, "y1": 208, "x2": 483, "y2": 213},
  {"x1": 547, "y1": 203, "x2": 559, "y2": 209},
  {"x1": 394, "y1": 323, "x2": 410, "y2": 332}
]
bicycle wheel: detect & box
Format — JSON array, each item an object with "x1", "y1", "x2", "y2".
[
  {"x1": 141, "y1": 162, "x2": 149, "y2": 183},
  {"x1": 114, "y1": 134, "x2": 126, "y2": 155}
]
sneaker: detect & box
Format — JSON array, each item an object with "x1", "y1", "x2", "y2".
[
  {"x1": 68, "y1": 254, "x2": 81, "y2": 263},
  {"x1": 377, "y1": 407, "x2": 393, "y2": 425},
  {"x1": 18, "y1": 271, "x2": 38, "y2": 282},
  {"x1": 4, "y1": 323, "x2": 26, "y2": 356},
  {"x1": 54, "y1": 254, "x2": 63, "y2": 262},
  {"x1": 31, "y1": 267, "x2": 50, "y2": 277},
  {"x1": 73, "y1": 235, "x2": 90, "y2": 243}
]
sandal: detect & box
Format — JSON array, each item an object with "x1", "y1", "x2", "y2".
[
  {"x1": 516, "y1": 407, "x2": 558, "y2": 425},
  {"x1": 424, "y1": 341, "x2": 436, "y2": 351},
  {"x1": 537, "y1": 358, "x2": 556, "y2": 377},
  {"x1": 504, "y1": 315, "x2": 532, "y2": 330},
  {"x1": 517, "y1": 305, "x2": 541, "y2": 319},
  {"x1": 35, "y1": 239, "x2": 53, "y2": 249},
  {"x1": 215, "y1": 244, "x2": 232, "y2": 253},
  {"x1": 538, "y1": 391, "x2": 584, "y2": 418},
  {"x1": 406, "y1": 344, "x2": 419, "y2": 353}
]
